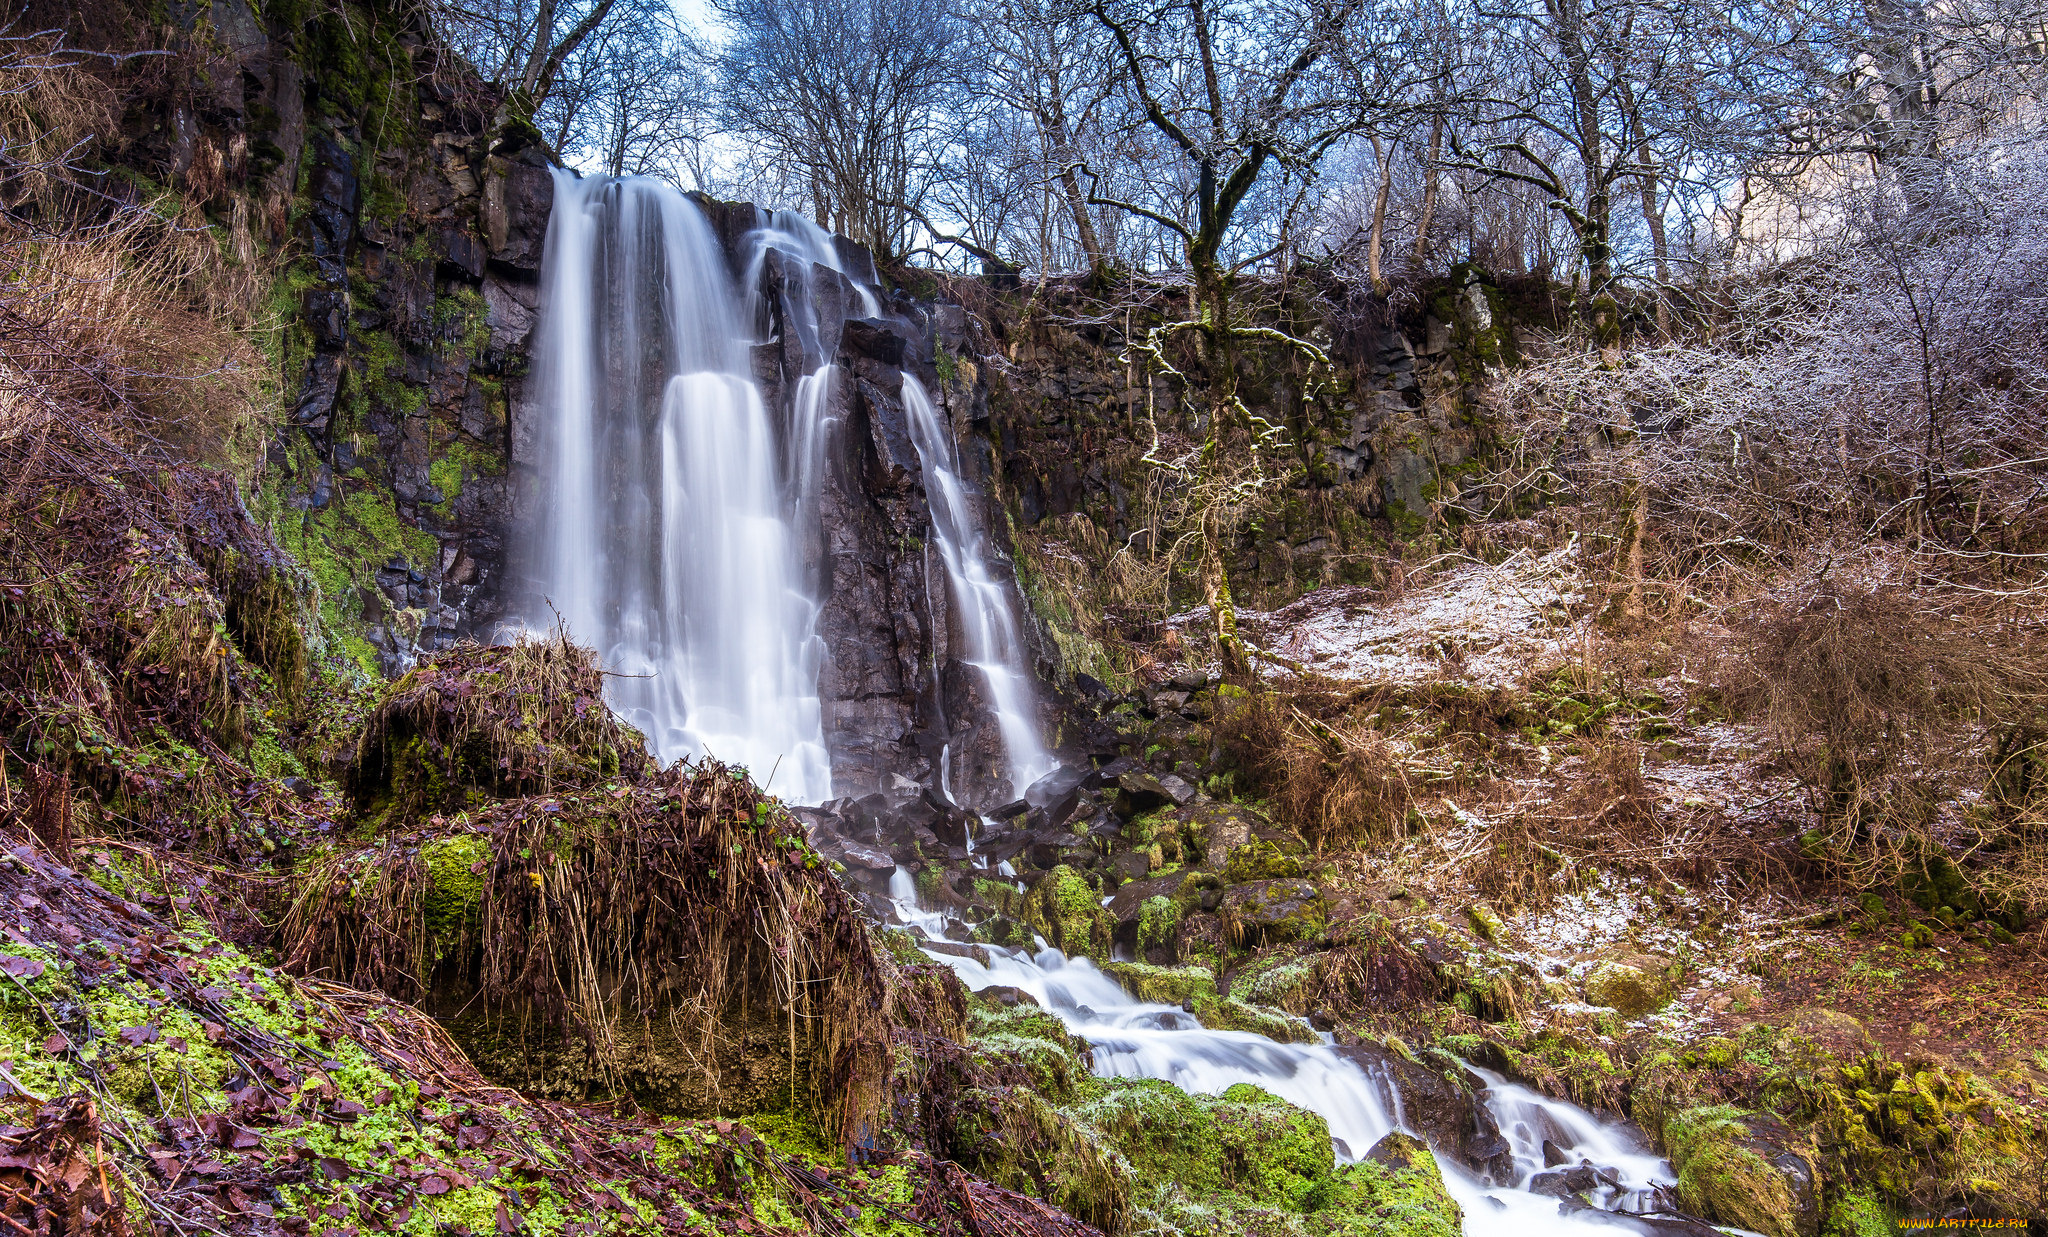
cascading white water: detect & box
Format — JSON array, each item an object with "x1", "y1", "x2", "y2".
[
  {"x1": 888, "y1": 878, "x2": 1684, "y2": 1236},
  {"x1": 528, "y1": 171, "x2": 832, "y2": 803},
  {"x1": 900, "y1": 372, "x2": 1055, "y2": 798}
]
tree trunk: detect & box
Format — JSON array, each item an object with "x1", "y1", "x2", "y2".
[
  {"x1": 1366, "y1": 135, "x2": 1394, "y2": 292},
  {"x1": 1413, "y1": 115, "x2": 1442, "y2": 265},
  {"x1": 1193, "y1": 264, "x2": 1250, "y2": 679}
]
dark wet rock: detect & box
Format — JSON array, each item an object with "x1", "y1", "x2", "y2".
[
  {"x1": 1157, "y1": 773, "x2": 1197, "y2": 806},
  {"x1": 1110, "y1": 851, "x2": 1152, "y2": 881},
  {"x1": 1024, "y1": 832, "x2": 1085, "y2": 870},
  {"x1": 1543, "y1": 1138, "x2": 1571, "y2": 1167},
  {"x1": 1529, "y1": 1164, "x2": 1601, "y2": 1198},
  {"x1": 978, "y1": 985, "x2": 1039, "y2": 1009},
  {"x1": 1333, "y1": 1045, "x2": 1513, "y2": 1181},
  {"x1": 919, "y1": 938, "x2": 991, "y2": 967},
  {"x1": 989, "y1": 798, "x2": 1029, "y2": 821},
  {"x1": 1169, "y1": 668, "x2": 1209, "y2": 692},
  {"x1": 1111, "y1": 771, "x2": 1172, "y2": 818},
  {"x1": 1073, "y1": 672, "x2": 1114, "y2": 701}
]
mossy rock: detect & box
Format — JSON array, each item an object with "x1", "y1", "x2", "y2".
[
  {"x1": 1077, "y1": 1079, "x2": 1335, "y2": 1213},
  {"x1": 1312, "y1": 1132, "x2": 1461, "y2": 1237},
  {"x1": 1101, "y1": 962, "x2": 1317, "y2": 1044},
  {"x1": 1583, "y1": 960, "x2": 1669, "y2": 1017},
  {"x1": 1221, "y1": 839, "x2": 1305, "y2": 883},
  {"x1": 1465, "y1": 902, "x2": 1506, "y2": 943},
  {"x1": 1219, "y1": 878, "x2": 1328, "y2": 947},
  {"x1": 1019, "y1": 864, "x2": 1113, "y2": 959},
  {"x1": 1665, "y1": 1105, "x2": 1819, "y2": 1237}
]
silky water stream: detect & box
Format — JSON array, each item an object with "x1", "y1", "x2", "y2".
[{"x1": 891, "y1": 884, "x2": 1712, "y2": 1236}]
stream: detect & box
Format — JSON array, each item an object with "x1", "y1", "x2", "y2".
[{"x1": 893, "y1": 881, "x2": 1719, "y2": 1236}]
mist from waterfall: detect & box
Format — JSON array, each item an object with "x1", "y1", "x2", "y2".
[
  {"x1": 527, "y1": 171, "x2": 832, "y2": 803},
  {"x1": 901, "y1": 372, "x2": 1054, "y2": 797}
]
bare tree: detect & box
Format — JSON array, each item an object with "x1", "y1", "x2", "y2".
[
  {"x1": 936, "y1": 0, "x2": 1119, "y2": 274},
  {"x1": 711, "y1": 0, "x2": 961, "y2": 258},
  {"x1": 1073, "y1": 0, "x2": 1426, "y2": 673},
  {"x1": 542, "y1": 7, "x2": 706, "y2": 178}
]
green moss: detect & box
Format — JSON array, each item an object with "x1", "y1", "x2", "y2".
[
  {"x1": 1312, "y1": 1133, "x2": 1461, "y2": 1237},
  {"x1": 1076, "y1": 1078, "x2": 1333, "y2": 1213},
  {"x1": 1137, "y1": 894, "x2": 1182, "y2": 955},
  {"x1": 1665, "y1": 1106, "x2": 1801, "y2": 1237},
  {"x1": 420, "y1": 831, "x2": 489, "y2": 957},
  {"x1": 1019, "y1": 864, "x2": 1112, "y2": 959},
  {"x1": 1823, "y1": 1190, "x2": 1896, "y2": 1237},
  {"x1": 1221, "y1": 839, "x2": 1304, "y2": 883},
  {"x1": 1102, "y1": 962, "x2": 1318, "y2": 1043}
]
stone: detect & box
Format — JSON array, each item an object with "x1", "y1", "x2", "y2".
[
  {"x1": 1529, "y1": 1163, "x2": 1599, "y2": 1198},
  {"x1": 1664, "y1": 1107, "x2": 1820, "y2": 1237},
  {"x1": 1333, "y1": 1044, "x2": 1512, "y2": 1180},
  {"x1": 1156, "y1": 773, "x2": 1197, "y2": 806},
  {"x1": 1584, "y1": 960, "x2": 1670, "y2": 1017},
  {"x1": 1112, "y1": 771, "x2": 1172, "y2": 818},
  {"x1": 919, "y1": 939, "x2": 990, "y2": 968},
  {"x1": 1466, "y1": 902, "x2": 1507, "y2": 943},
  {"x1": 1219, "y1": 879, "x2": 1328, "y2": 945},
  {"x1": 1110, "y1": 851, "x2": 1152, "y2": 881},
  {"x1": 979, "y1": 985, "x2": 1039, "y2": 1009}
]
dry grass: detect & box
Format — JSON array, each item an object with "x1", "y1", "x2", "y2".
[
  {"x1": 287, "y1": 760, "x2": 948, "y2": 1150},
  {"x1": 344, "y1": 633, "x2": 653, "y2": 818},
  {"x1": 1213, "y1": 683, "x2": 1425, "y2": 851}
]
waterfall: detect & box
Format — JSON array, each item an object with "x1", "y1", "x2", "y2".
[
  {"x1": 901, "y1": 372, "x2": 1055, "y2": 798},
  {"x1": 527, "y1": 172, "x2": 832, "y2": 803}
]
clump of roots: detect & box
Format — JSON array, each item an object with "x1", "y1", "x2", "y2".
[
  {"x1": 289, "y1": 760, "x2": 945, "y2": 1149},
  {"x1": 344, "y1": 633, "x2": 650, "y2": 821}
]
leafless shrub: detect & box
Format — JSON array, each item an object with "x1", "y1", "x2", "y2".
[
  {"x1": 1712, "y1": 552, "x2": 2048, "y2": 903},
  {"x1": 1482, "y1": 147, "x2": 2048, "y2": 585}
]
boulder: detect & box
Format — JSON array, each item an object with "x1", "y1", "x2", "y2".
[
  {"x1": 1018, "y1": 864, "x2": 1111, "y2": 959},
  {"x1": 1111, "y1": 771, "x2": 1172, "y2": 819},
  {"x1": 1156, "y1": 772, "x2": 1198, "y2": 806},
  {"x1": 1664, "y1": 1106, "x2": 1820, "y2": 1237},
  {"x1": 1333, "y1": 1044, "x2": 1513, "y2": 1181},
  {"x1": 1325, "y1": 1132, "x2": 1461, "y2": 1237},
  {"x1": 1584, "y1": 960, "x2": 1671, "y2": 1017},
  {"x1": 1219, "y1": 879, "x2": 1328, "y2": 946}
]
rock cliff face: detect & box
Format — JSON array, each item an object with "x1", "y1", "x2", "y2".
[{"x1": 88, "y1": 0, "x2": 558, "y2": 674}]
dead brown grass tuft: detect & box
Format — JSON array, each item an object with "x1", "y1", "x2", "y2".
[
  {"x1": 1213, "y1": 684, "x2": 1419, "y2": 851},
  {"x1": 344, "y1": 632, "x2": 652, "y2": 821},
  {"x1": 287, "y1": 760, "x2": 943, "y2": 1150}
]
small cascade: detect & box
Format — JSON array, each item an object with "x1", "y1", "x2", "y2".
[
  {"x1": 527, "y1": 172, "x2": 832, "y2": 803},
  {"x1": 892, "y1": 881, "x2": 1689, "y2": 1236},
  {"x1": 901, "y1": 372, "x2": 1055, "y2": 798}
]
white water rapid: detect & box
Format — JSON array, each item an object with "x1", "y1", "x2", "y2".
[
  {"x1": 527, "y1": 173, "x2": 832, "y2": 802},
  {"x1": 889, "y1": 883, "x2": 1688, "y2": 1236},
  {"x1": 900, "y1": 372, "x2": 1054, "y2": 798}
]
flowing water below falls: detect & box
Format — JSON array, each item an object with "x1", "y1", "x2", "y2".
[{"x1": 894, "y1": 888, "x2": 1714, "y2": 1237}]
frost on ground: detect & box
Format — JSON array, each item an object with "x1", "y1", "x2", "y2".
[{"x1": 1216, "y1": 544, "x2": 1586, "y2": 686}]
